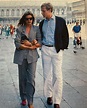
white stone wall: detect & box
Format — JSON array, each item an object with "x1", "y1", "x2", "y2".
[
  {"x1": 0, "y1": 5, "x2": 68, "y2": 26},
  {"x1": 72, "y1": 0, "x2": 85, "y2": 25}
]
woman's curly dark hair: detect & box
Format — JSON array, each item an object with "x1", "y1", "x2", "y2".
[{"x1": 18, "y1": 11, "x2": 35, "y2": 26}]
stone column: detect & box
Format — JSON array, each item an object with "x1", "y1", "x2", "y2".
[
  {"x1": 85, "y1": 0, "x2": 87, "y2": 47},
  {"x1": 85, "y1": 0, "x2": 87, "y2": 28}
]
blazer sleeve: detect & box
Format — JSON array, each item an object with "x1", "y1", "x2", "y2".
[
  {"x1": 36, "y1": 26, "x2": 41, "y2": 45},
  {"x1": 14, "y1": 28, "x2": 21, "y2": 49},
  {"x1": 62, "y1": 20, "x2": 69, "y2": 49},
  {"x1": 39, "y1": 20, "x2": 44, "y2": 40}
]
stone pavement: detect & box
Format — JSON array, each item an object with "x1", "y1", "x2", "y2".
[{"x1": 0, "y1": 34, "x2": 87, "y2": 108}]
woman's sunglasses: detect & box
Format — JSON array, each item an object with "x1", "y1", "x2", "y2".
[{"x1": 25, "y1": 17, "x2": 33, "y2": 21}]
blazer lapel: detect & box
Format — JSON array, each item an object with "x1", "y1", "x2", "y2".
[
  {"x1": 29, "y1": 26, "x2": 36, "y2": 41},
  {"x1": 21, "y1": 26, "x2": 26, "y2": 35},
  {"x1": 21, "y1": 25, "x2": 35, "y2": 41}
]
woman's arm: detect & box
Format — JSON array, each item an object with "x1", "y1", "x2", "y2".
[
  {"x1": 19, "y1": 44, "x2": 36, "y2": 50},
  {"x1": 14, "y1": 27, "x2": 34, "y2": 50},
  {"x1": 19, "y1": 39, "x2": 41, "y2": 50}
]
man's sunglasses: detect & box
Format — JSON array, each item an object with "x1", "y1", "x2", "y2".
[{"x1": 25, "y1": 17, "x2": 33, "y2": 21}]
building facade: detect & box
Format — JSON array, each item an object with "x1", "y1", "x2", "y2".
[
  {"x1": 0, "y1": 0, "x2": 85, "y2": 26},
  {"x1": 0, "y1": 1, "x2": 69, "y2": 26},
  {"x1": 71, "y1": 0, "x2": 85, "y2": 25}
]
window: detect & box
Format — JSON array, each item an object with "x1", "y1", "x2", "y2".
[
  {"x1": 27, "y1": 9, "x2": 30, "y2": 11},
  {"x1": 11, "y1": 9, "x2": 15, "y2": 16},
  {"x1": 1, "y1": 9, "x2": 4, "y2": 16},
  {"x1": 6, "y1": 9, "x2": 9, "y2": 16},
  {"x1": 61, "y1": 9, "x2": 64, "y2": 15},
  {"x1": 57, "y1": 9, "x2": 60, "y2": 15},
  {"x1": 17, "y1": 9, "x2": 20, "y2": 16},
  {"x1": 22, "y1": 9, "x2": 25, "y2": 15},
  {"x1": 37, "y1": 9, "x2": 40, "y2": 16},
  {"x1": 32, "y1": 9, "x2": 35, "y2": 14}
]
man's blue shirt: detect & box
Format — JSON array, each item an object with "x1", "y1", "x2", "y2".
[
  {"x1": 42, "y1": 15, "x2": 55, "y2": 45},
  {"x1": 73, "y1": 25, "x2": 81, "y2": 33}
]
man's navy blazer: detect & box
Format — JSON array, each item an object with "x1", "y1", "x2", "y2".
[{"x1": 39, "y1": 16, "x2": 69, "y2": 53}]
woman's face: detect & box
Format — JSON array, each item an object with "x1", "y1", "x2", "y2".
[{"x1": 25, "y1": 15, "x2": 33, "y2": 26}]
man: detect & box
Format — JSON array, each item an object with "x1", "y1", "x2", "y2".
[
  {"x1": 72, "y1": 22, "x2": 84, "y2": 49},
  {"x1": 39, "y1": 3, "x2": 69, "y2": 108},
  {"x1": 0, "y1": 24, "x2": 2, "y2": 35},
  {"x1": 72, "y1": 22, "x2": 84, "y2": 53}
]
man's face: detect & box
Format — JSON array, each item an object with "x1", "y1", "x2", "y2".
[
  {"x1": 76, "y1": 22, "x2": 79, "y2": 25},
  {"x1": 41, "y1": 6, "x2": 51, "y2": 18}
]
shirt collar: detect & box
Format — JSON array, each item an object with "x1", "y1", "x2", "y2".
[
  {"x1": 51, "y1": 15, "x2": 55, "y2": 20},
  {"x1": 44, "y1": 15, "x2": 55, "y2": 21}
]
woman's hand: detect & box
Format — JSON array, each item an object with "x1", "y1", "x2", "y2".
[
  {"x1": 31, "y1": 39, "x2": 38, "y2": 45},
  {"x1": 20, "y1": 39, "x2": 41, "y2": 50},
  {"x1": 21, "y1": 40, "x2": 32, "y2": 46},
  {"x1": 29, "y1": 45, "x2": 37, "y2": 50}
]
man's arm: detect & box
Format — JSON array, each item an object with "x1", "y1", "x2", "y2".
[{"x1": 62, "y1": 19, "x2": 69, "y2": 49}]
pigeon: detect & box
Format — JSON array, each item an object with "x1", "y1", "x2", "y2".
[{"x1": 73, "y1": 50, "x2": 77, "y2": 53}]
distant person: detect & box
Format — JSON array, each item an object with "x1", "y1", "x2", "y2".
[
  {"x1": 0, "y1": 24, "x2": 2, "y2": 35},
  {"x1": 39, "y1": 3, "x2": 69, "y2": 108},
  {"x1": 10, "y1": 24, "x2": 14, "y2": 37},
  {"x1": 13, "y1": 11, "x2": 41, "y2": 108},
  {"x1": 5, "y1": 24, "x2": 10, "y2": 39},
  {"x1": 72, "y1": 22, "x2": 84, "y2": 50}
]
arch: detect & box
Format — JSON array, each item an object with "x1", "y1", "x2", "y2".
[
  {"x1": 37, "y1": 9, "x2": 40, "y2": 16},
  {"x1": 17, "y1": 9, "x2": 20, "y2": 16},
  {"x1": 85, "y1": 0, "x2": 87, "y2": 27},
  {"x1": 6, "y1": 9, "x2": 9, "y2": 16},
  {"x1": 1, "y1": 9, "x2": 4, "y2": 16},
  {"x1": 57, "y1": 8, "x2": 60, "y2": 15},
  {"x1": 32, "y1": 9, "x2": 35, "y2": 14},
  {"x1": 61, "y1": 8, "x2": 64, "y2": 15},
  {"x1": 11, "y1": 9, "x2": 15, "y2": 16},
  {"x1": 27, "y1": 9, "x2": 30, "y2": 11},
  {"x1": 22, "y1": 9, "x2": 25, "y2": 15}
]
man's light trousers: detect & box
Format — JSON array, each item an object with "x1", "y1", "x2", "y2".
[{"x1": 41, "y1": 45, "x2": 63, "y2": 104}]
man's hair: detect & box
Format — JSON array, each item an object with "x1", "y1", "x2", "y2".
[
  {"x1": 41, "y1": 3, "x2": 53, "y2": 12},
  {"x1": 76, "y1": 22, "x2": 79, "y2": 25}
]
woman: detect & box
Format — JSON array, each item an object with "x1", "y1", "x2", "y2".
[{"x1": 13, "y1": 11, "x2": 41, "y2": 108}]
